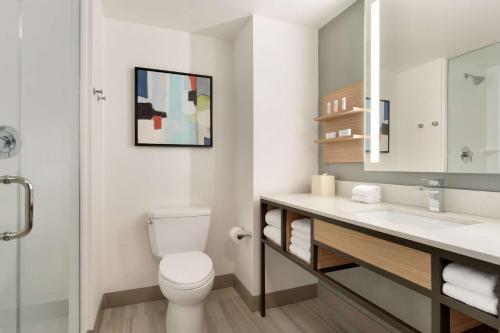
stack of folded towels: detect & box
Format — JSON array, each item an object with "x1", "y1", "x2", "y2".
[
  {"x1": 263, "y1": 209, "x2": 282, "y2": 246},
  {"x1": 289, "y1": 218, "x2": 311, "y2": 263},
  {"x1": 351, "y1": 184, "x2": 382, "y2": 204},
  {"x1": 442, "y1": 262, "x2": 498, "y2": 315}
]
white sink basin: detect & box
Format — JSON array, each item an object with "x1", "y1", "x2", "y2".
[{"x1": 355, "y1": 210, "x2": 468, "y2": 233}]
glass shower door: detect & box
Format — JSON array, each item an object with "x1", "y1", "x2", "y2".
[{"x1": 0, "y1": 0, "x2": 80, "y2": 332}]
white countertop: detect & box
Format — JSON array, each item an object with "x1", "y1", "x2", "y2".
[{"x1": 261, "y1": 193, "x2": 500, "y2": 266}]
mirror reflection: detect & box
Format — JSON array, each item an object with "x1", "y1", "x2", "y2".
[{"x1": 364, "y1": 0, "x2": 500, "y2": 174}]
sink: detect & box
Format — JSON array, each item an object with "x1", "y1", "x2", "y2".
[{"x1": 355, "y1": 209, "x2": 469, "y2": 234}]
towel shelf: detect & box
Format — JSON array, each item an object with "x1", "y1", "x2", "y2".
[{"x1": 440, "y1": 294, "x2": 498, "y2": 330}]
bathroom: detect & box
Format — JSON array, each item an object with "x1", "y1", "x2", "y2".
[{"x1": 1, "y1": 0, "x2": 500, "y2": 332}]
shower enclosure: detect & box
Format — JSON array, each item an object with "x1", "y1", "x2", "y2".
[
  {"x1": 448, "y1": 42, "x2": 500, "y2": 173},
  {"x1": 1, "y1": 0, "x2": 80, "y2": 332}
]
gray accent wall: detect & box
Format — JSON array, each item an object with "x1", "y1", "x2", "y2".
[{"x1": 318, "y1": 0, "x2": 500, "y2": 192}]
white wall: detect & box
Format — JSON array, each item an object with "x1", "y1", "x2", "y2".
[
  {"x1": 366, "y1": 58, "x2": 446, "y2": 172},
  {"x1": 397, "y1": 58, "x2": 446, "y2": 172},
  {"x1": 101, "y1": 19, "x2": 235, "y2": 294},
  {"x1": 81, "y1": 0, "x2": 105, "y2": 331},
  {"x1": 253, "y1": 16, "x2": 319, "y2": 294},
  {"x1": 86, "y1": 14, "x2": 319, "y2": 319},
  {"x1": 231, "y1": 16, "x2": 319, "y2": 295},
  {"x1": 232, "y1": 19, "x2": 256, "y2": 294}
]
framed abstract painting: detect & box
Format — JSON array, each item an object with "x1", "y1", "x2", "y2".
[
  {"x1": 134, "y1": 67, "x2": 213, "y2": 147},
  {"x1": 365, "y1": 98, "x2": 390, "y2": 153}
]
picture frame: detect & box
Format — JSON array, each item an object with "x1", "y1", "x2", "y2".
[
  {"x1": 134, "y1": 67, "x2": 213, "y2": 147},
  {"x1": 365, "y1": 98, "x2": 390, "y2": 153}
]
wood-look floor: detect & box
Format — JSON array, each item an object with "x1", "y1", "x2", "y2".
[{"x1": 99, "y1": 287, "x2": 348, "y2": 333}]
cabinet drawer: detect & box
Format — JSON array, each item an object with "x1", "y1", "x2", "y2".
[{"x1": 314, "y1": 219, "x2": 431, "y2": 289}]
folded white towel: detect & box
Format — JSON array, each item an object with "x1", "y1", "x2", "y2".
[
  {"x1": 289, "y1": 244, "x2": 311, "y2": 263},
  {"x1": 263, "y1": 226, "x2": 281, "y2": 246},
  {"x1": 443, "y1": 283, "x2": 498, "y2": 315},
  {"x1": 352, "y1": 185, "x2": 382, "y2": 196},
  {"x1": 290, "y1": 236, "x2": 311, "y2": 251},
  {"x1": 265, "y1": 209, "x2": 281, "y2": 229},
  {"x1": 354, "y1": 193, "x2": 382, "y2": 199},
  {"x1": 352, "y1": 195, "x2": 382, "y2": 204},
  {"x1": 443, "y1": 263, "x2": 498, "y2": 298},
  {"x1": 291, "y1": 229, "x2": 310, "y2": 242},
  {"x1": 291, "y1": 218, "x2": 311, "y2": 234}
]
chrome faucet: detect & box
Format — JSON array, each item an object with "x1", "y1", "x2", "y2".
[{"x1": 419, "y1": 178, "x2": 445, "y2": 212}]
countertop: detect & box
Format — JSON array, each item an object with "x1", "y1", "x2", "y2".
[{"x1": 261, "y1": 193, "x2": 500, "y2": 266}]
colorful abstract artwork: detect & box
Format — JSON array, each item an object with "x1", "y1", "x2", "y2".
[
  {"x1": 135, "y1": 67, "x2": 213, "y2": 147},
  {"x1": 365, "y1": 98, "x2": 390, "y2": 153}
]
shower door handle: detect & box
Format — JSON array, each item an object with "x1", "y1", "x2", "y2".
[{"x1": 0, "y1": 176, "x2": 34, "y2": 241}]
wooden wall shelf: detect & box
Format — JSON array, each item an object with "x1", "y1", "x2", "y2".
[
  {"x1": 315, "y1": 109, "x2": 367, "y2": 122},
  {"x1": 318, "y1": 81, "x2": 365, "y2": 164},
  {"x1": 315, "y1": 135, "x2": 365, "y2": 144}
]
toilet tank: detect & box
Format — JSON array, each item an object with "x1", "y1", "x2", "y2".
[{"x1": 147, "y1": 207, "x2": 211, "y2": 257}]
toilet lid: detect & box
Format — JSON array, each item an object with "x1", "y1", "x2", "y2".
[{"x1": 160, "y1": 251, "x2": 213, "y2": 289}]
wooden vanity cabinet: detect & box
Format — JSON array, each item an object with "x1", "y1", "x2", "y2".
[{"x1": 260, "y1": 199, "x2": 500, "y2": 333}]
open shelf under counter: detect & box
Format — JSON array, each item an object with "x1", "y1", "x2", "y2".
[
  {"x1": 314, "y1": 109, "x2": 368, "y2": 121},
  {"x1": 315, "y1": 134, "x2": 366, "y2": 144}
]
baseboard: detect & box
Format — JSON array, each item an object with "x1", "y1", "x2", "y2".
[
  {"x1": 212, "y1": 273, "x2": 234, "y2": 290},
  {"x1": 104, "y1": 285, "x2": 164, "y2": 309},
  {"x1": 233, "y1": 274, "x2": 259, "y2": 311},
  {"x1": 233, "y1": 274, "x2": 317, "y2": 312},
  {"x1": 87, "y1": 296, "x2": 105, "y2": 333},
  {"x1": 89, "y1": 273, "x2": 317, "y2": 332},
  {"x1": 88, "y1": 273, "x2": 234, "y2": 332},
  {"x1": 103, "y1": 273, "x2": 234, "y2": 309}
]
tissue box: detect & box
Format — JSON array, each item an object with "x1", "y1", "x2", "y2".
[{"x1": 311, "y1": 175, "x2": 335, "y2": 196}]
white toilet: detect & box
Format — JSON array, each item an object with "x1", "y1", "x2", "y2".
[{"x1": 147, "y1": 207, "x2": 214, "y2": 333}]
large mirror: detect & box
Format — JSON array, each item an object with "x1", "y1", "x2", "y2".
[{"x1": 364, "y1": 0, "x2": 500, "y2": 173}]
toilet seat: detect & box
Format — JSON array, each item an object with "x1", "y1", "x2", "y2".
[{"x1": 160, "y1": 251, "x2": 214, "y2": 290}]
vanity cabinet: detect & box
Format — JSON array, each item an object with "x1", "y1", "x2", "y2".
[{"x1": 260, "y1": 197, "x2": 500, "y2": 333}]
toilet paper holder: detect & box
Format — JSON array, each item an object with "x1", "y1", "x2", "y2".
[
  {"x1": 229, "y1": 226, "x2": 252, "y2": 241},
  {"x1": 237, "y1": 230, "x2": 252, "y2": 240}
]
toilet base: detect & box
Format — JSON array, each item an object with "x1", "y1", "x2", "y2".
[{"x1": 166, "y1": 301, "x2": 207, "y2": 333}]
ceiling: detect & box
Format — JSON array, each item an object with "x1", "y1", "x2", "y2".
[{"x1": 100, "y1": 0, "x2": 356, "y2": 39}]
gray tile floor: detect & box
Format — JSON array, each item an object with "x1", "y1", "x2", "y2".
[{"x1": 99, "y1": 287, "x2": 345, "y2": 333}]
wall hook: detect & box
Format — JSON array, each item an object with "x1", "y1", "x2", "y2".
[{"x1": 93, "y1": 88, "x2": 106, "y2": 102}]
